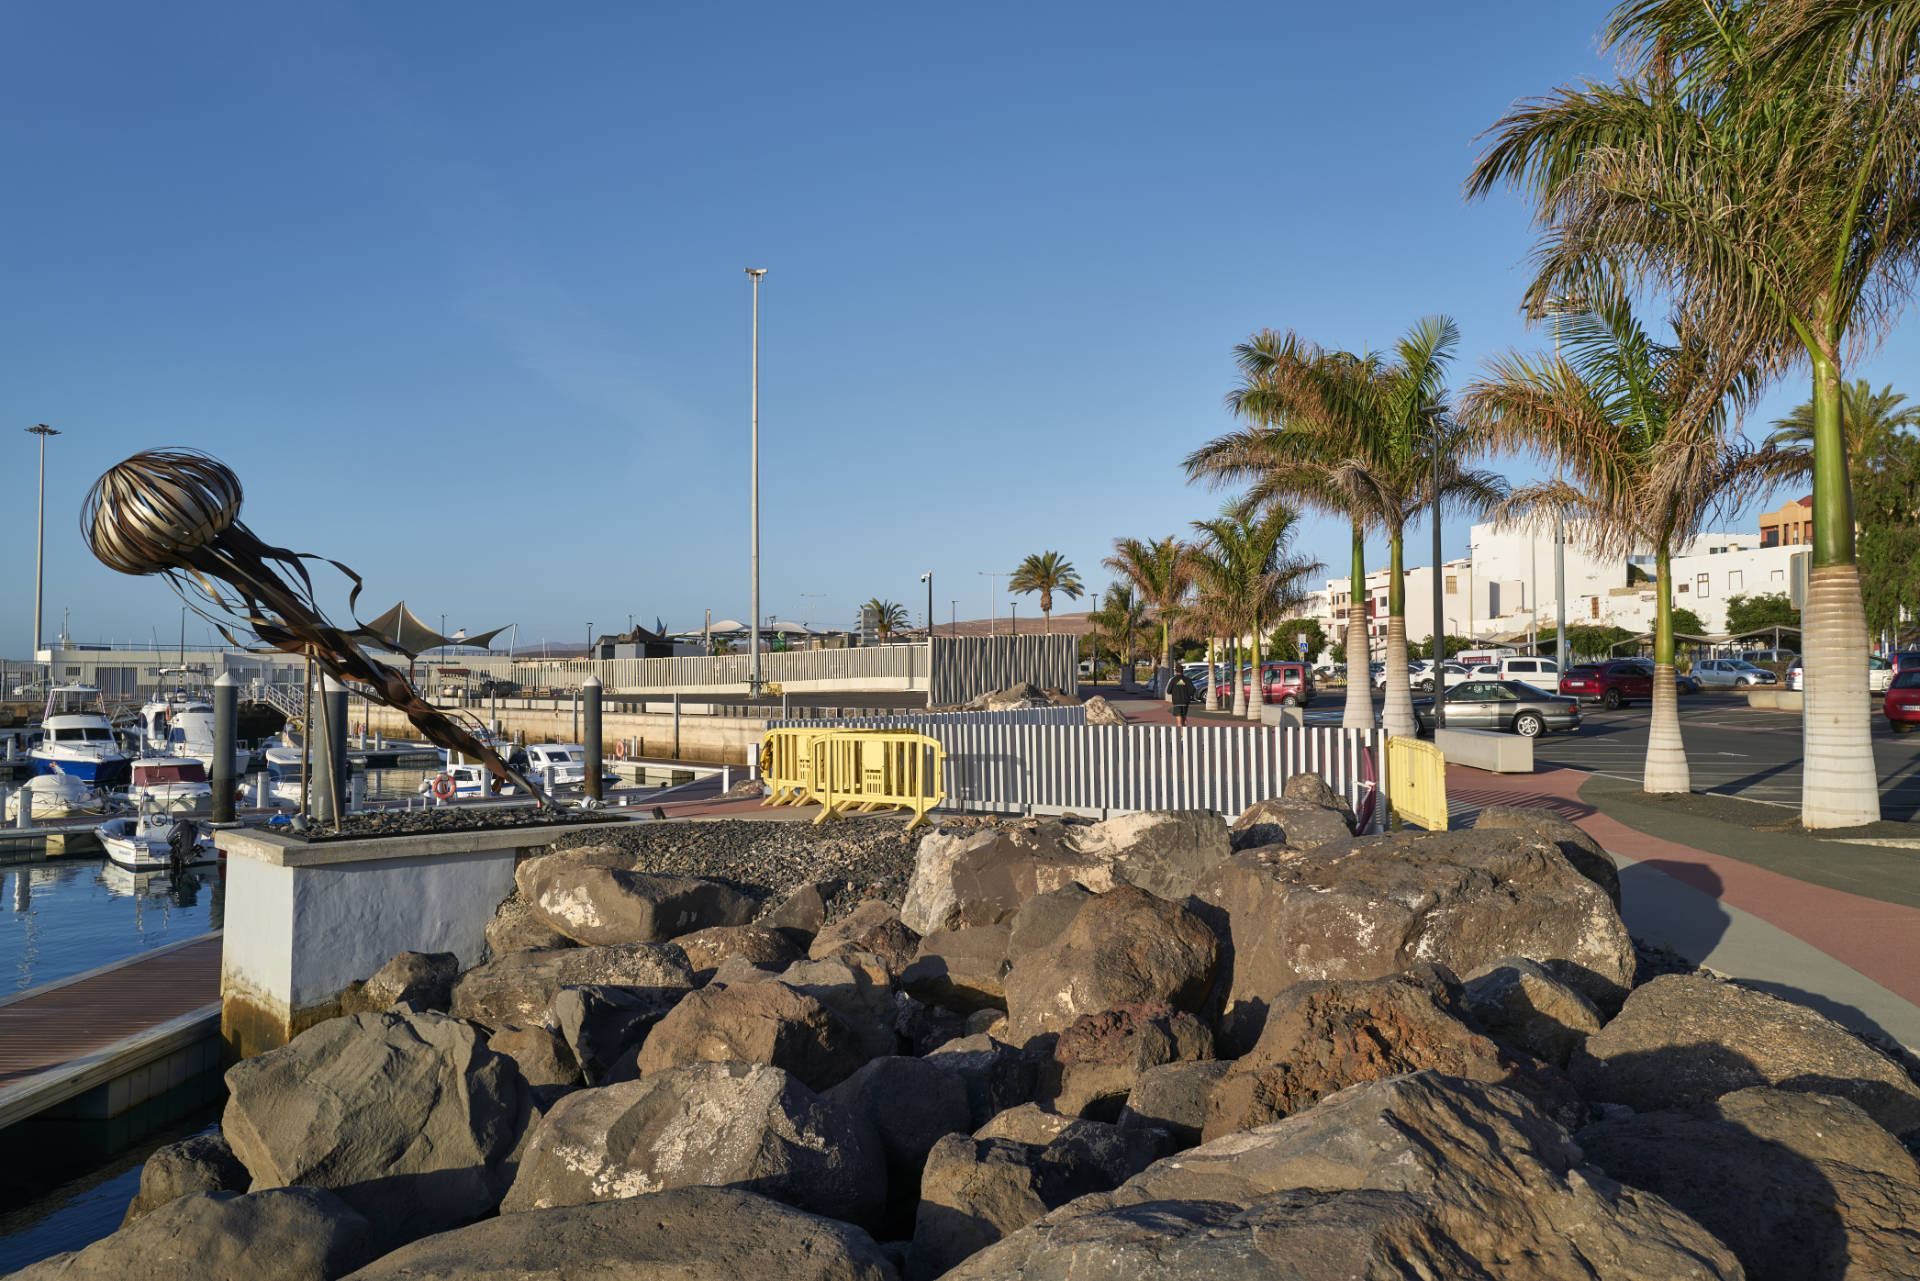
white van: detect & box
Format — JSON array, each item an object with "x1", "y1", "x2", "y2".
[{"x1": 1497, "y1": 656, "x2": 1559, "y2": 685}]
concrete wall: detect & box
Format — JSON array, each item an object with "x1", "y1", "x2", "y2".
[{"x1": 356, "y1": 701, "x2": 768, "y2": 765}]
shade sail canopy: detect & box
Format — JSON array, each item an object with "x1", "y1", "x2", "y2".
[
  {"x1": 364, "y1": 600, "x2": 508, "y2": 656},
  {"x1": 703, "y1": 619, "x2": 748, "y2": 633}
]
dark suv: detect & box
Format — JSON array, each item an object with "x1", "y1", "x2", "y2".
[{"x1": 1559, "y1": 661, "x2": 1654, "y2": 709}]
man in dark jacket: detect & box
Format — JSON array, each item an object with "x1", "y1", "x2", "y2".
[{"x1": 1167, "y1": 669, "x2": 1198, "y2": 730}]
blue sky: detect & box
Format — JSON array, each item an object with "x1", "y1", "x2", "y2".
[{"x1": 5, "y1": 2, "x2": 1915, "y2": 653}]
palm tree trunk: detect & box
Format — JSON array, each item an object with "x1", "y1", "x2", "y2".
[
  {"x1": 1801, "y1": 342, "x2": 1881, "y2": 827},
  {"x1": 1204, "y1": 636, "x2": 1218, "y2": 711},
  {"x1": 1644, "y1": 545, "x2": 1690, "y2": 794},
  {"x1": 1231, "y1": 633, "x2": 1247, "y2": 718},
  {"x1": 1246, "y1": 629, "x2": 1265, "y2": 721},
  {"x1": 1380, "y1": 533, "x2": 1417, "y2": 738},
  {"x1": 1159, "y1": 620, "x2": 1171, "y2": 697},
  {"x1": 1342, "y1": 523, "x2": 1372, "y2": 730}
]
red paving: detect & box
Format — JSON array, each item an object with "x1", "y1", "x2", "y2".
[
  {"x1": 0, "y1": 935, "x2": 222, "y2": 1089},
  {"x1": 1446, "y1": 765, "x2": 1920, "y2": 1011}
]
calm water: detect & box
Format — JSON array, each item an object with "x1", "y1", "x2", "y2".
[{"x1": 0, "y1": 861, "x2": 224, "y2": 995}]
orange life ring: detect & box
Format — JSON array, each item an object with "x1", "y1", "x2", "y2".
[
  {"x1": 615, "y1": 741, "x2": 628, "y2": 761},
  {"x1": 429, "y1": 773, "x2": 456, "y2": 801}
]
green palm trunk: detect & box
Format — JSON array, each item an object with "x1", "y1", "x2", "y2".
[{"x1": 1342, "y1": 523, "x2": 1372, "y2": 730}]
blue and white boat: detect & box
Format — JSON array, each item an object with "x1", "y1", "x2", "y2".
[
  {"x1": 30, "y1": 685, "x2": 132, "y2": 787},
  {"x1": 136, "y1": 688, "x2": 253, "y2": 779}
]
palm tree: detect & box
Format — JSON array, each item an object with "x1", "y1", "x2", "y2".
[
  {"x1": 1766, "y1": 381, "x2": 1920, "y2": 483},
  {"x1": 1104, "y1": 537, "x2": 1193, "y2": 693},
  {"x1": 1193, "y1": 318, "x2": 1504, "y2": 738},
  {"x1": 864, "y1": 598, "x2": 908, "y2": 641},
  {"x1": 1088, "y1": 584, "x2": 1147, "y2": 689},
  {"x1": 1008, "y1": 552, "x2": 1085, "y2": 634},
  {"x1": 1466, "y1": 1, "x2": 1920, "y2": 826},
  {"x1": 1459, "y1": 296, "x2": 1789, "y2": 793},
  {"x1": 1187, "y1": 498, "x2": 1321, "y2": 721}
]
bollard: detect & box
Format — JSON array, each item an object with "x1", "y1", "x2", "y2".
[
  {"x1": 349, "y1": 772, "x2": 366, "y2": 813},
  {"x1": 311, "y1": 676, "x2": 350, "y2": 824},
  {"x1": 583, "y1": 675, "x2": 603, "y2": 803},
  {"x1": 211, "y1": 673, "x2": 238, "y2": 825},
  {"x1": 374, "y1": 731, "x2": 384, "y2": 751},
  {"x1": 13, "y1": 787, "x2": 29, "y2": 829},
  {"x1": 254, "y1": 768, "x2": 271, "y2": 810},
  {"x1": 673, "y1": 693, "x2": 682, "y2": 760},
  {"x1": 721, "y1": 765, "x2": 732, "y2": 793},
  {"x1": 544, "y1": 765, "x2": 557, "y2": 796},
  {"x1": 781, "y1": 693, "x2": 790, "y2": 720}
]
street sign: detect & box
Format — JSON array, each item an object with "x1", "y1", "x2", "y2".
[
  {"x1": 1788, "y1": 550, "x2": 1811, "y2": 610},
  {"x1": 1296, "y1": 632, "x2": 1309, "y2": 655}
]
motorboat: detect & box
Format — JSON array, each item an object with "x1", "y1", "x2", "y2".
[
  {"x1": 29, "y1": 685, "x2": 131, "y2": 786},
  {"x1": 437, "y1": 725, "x2": 510, "y2": 764},
  {"x1": 95, "y1": 809, "x2": 218, "y2": 871},
  {"x1": 419, "y1": 762, "x2": 527, "y2": 799},
  {"x1": 123, "y1": 755, "x2": 215, "y2": 812},
  {"x1": 241, "y1": 765, "x2": 305, "y2": 809},
  {"x1": 135, "y1": 689, "x2": 252, "y2": 778},
  {"x1": 519, "y1": 743, "x2": 619, "y2": 794},
  {"x1": 5, "y1": 773, "x2": 111, "y2": 820}
]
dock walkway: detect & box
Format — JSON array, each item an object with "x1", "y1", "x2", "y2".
[{"x1": 0, "y1": 934, "x2": 222, "y2": 1129}]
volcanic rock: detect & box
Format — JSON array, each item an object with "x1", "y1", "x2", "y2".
[
  {"x1": 1462, "y1": 955, "x2": 1604, "y2": 1067},
  {"x1": 338, "y1": 950, "x2": 459, "y2": 1016},
  {"x1": 632, "y1": 980, "x2": 867, "y2": 1092},
  {"x1": 901, "y1": 924, "x2": 1012, "y2": 1013},
  {"x1": 1049, "y1": 1001, "x2": 1213, "y2": 1120},
  {"x1": 449, "y1": 941, "x2": 693, "y2": 1029},
  {"x1": 15, "y1": 1189, "x2": 376, "y2": 1281},
  {"x1": 121, "y1": 1132, "x2": 250, "y2": 1227}
]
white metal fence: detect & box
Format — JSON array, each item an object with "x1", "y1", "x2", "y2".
[
  {"x1": 765, "y1": 717, "x2": 1383, "y2": 827},
  {"x1": 768, "y1": 706, "x2": 1089, "y2": 731}
]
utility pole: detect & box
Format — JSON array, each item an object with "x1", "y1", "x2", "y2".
[
  {"x1": 1431, "y1": 430, "x2": 1447, "y2": 730},
  {"x1": 27, "y1": 425, "x2": 58, "y2": 656},
  {"x1": 977, "y1": 571, "x2": 1005, "y2": 635},
  {"x1": 746, "y1": 268, "x2": 767, "y2": 694},
  {"x1": 1547, "y1": 296, "x2": 1580, "y2": 669}
]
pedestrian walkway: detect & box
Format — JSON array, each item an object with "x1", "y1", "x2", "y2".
[{"x1": 1448, "y1": 764, "x2": 1920, "y2": 1055}]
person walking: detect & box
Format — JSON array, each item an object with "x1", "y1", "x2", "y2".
[{"x1": 1167, "y1": 668, "x2": 1198, "y2": 731}]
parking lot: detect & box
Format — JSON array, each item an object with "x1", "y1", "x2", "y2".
[{"x1": 1303, "y1": 689, "x2": 1920, "y2": 823}]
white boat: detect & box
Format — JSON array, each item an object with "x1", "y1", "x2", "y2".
[
  {"x1": 124, "y1": 755, "x2": 215, "y2": 813},
  {"x1": 437, "y1": 726, "x2": 509, "y2": 764},
  {"x1": 135, "y1": 690, "x2": 252, "y2": 778},
  {"x1": 5, "y1": 773, "x2": 111, "y2": 820},
  {"x1": 419, "y1": 762, "x2": 527, "y2": 799},
  {"x1": 241, "y1": 765, "x2": 305, "y2": 809},
  {"x1": 520, "y1": 743, "x2": 619, "y2": 794},
  {"x1": 95, "y1": 810, "x2": 218, "y2": 871},
  {"x1": 30, "y1": 685, "x2": 132, "y2": 786}
]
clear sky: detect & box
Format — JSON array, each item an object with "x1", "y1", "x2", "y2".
[{"x1": 6, "y1": 1, "x2": 1916, "y2": 654}]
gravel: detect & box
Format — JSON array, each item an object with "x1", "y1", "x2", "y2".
[
  {"x1": 282, "y1": 807, "x2": 626, "y2": 843},
  {"x1": 542, "y1": 816, "x2": 943, "y2": 921}
]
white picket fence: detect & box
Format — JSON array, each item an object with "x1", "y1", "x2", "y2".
[
  {"x1": 769, "y1": 706, "x2": 1089, "y2": 731},
  {"x1": 767, "y1": 715, "x2": 1383, "y2": 829}
]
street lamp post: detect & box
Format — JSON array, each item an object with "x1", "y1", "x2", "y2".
[
  {"x1": 977, "y1": 571, "x2": 1004, "y2": 635},
  {"x1": 1545, "y1": 295, "x2": 1583, "y2": 672},
  {"x1": 746, "y1": 267, "x2": 767, "y2": 695},
  {"x1": 26, "y1": 425, "x2": 58, "y2": 656},
  {"x1": 1010, "y1": 602, "x2": 1018, "y2": 635},
  {"x1": 586, "y1": 622, "x2": 593, "y2": 660},
  {"x1": 1431, "y1": 428, "x2": 1446, "y2": 730}
]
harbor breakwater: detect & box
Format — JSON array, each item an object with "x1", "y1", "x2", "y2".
[{"x1": 16, "y1": 787, "x2": 1920, "y2": 1279}]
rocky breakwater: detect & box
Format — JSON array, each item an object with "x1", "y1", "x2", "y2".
[{"x1": 23, "y1": 786, "x2": 1920, "y2": 1281}]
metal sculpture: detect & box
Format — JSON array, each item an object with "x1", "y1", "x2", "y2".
[{"x1": 84, "y1": 448, "x2": 546, "y2": 808}]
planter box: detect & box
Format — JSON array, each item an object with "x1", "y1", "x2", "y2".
[
  {"x1": 214, "y1": 821, "x2": 591, "y2": 1058},
  {"x1": 1775, "y1": 690, "x2": 1804, "y2": 712},
  {"x1": 1745, "y1": 690, "x2": 1780, "y2": 709},
  {"x1": 1434, "y1": 727, "x2": 1534, "y2": 774}
]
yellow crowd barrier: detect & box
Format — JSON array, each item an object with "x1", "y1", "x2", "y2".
[
  {"x1": 1386, "y1": 735, "x2": 1449, "y2": 832},
  {"x1": 808, "y1": 730, "x2": 947, "y2": 831},
  {"x1": 760, "y1": 727, "x2": 838, "y2": 808}
]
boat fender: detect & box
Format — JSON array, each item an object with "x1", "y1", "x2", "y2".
[{"x1": 429, "y1": 773, "x2": 456, "y2": 801}]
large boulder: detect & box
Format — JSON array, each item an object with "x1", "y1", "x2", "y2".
[
  {"x1": 449, "y1": 942, "x2": 694, "y2": 1029},
  {"x1": 673, "y1": 923, "x2": 805, "y2": 977},
  {"x1": 338, "y1": 950, "x2": 459, "y2": 1016},
  {"x1": 222, "y1": 1011, "x2": 532, "y2": 1250},
  {"x1": 1580, "y1": 1087, "x2": 1920, "y2": 1281},
  {"x1": 809, "y1": 900, "x2": 920, "y2": 976},
  {"x1": 1048, "y1": 1001, "x2": 1213, "y2": 1120},
  {"x1": 779, "y1": 952, "x2": 903, "y2": 1062},
  {"x1": 958, "y1": 1072, "x2": 1743, "y2": 1281},
  {"x1": 485, "y1": 1023, "x2": 581, "y2": 1089},
  {"x1": 1116, "y1": 1059, "x2": 1234, "y2": 1148},
  {"x1": 13, "y1": 1189, "x2": 377, "y2": 1281},
  {"x1": 1572, "y1": 974, "x2": 1920, "y2": 1141},
  {"x1": 940, "y1": 1188, "x2": 1493, "y2": 1281},
  {"x1": 1203, "y1": 969, "x2": 1577, "y2": 1140},
  {"x1": 121, "y1": 1132, "x2": 250, "y2": 1226},
  {"x1": 759, "y1": 878, "x2": 840, "y2": 936},
  {"x1": 1228, "y1": 796, "x2": 1351, "y2": 852},
  {"x1": 1475, "y1": 803, "x2": 1620, "y2": 906},
  {"x1": 1082, "y1": 695, "x2": 1126, "y2": 725},
  {"x1": 1194, "y1": 827, "x2": 1634, "y2": 1051},
  {"x1": 1462, "y1": 955, "x2": 1604, "y2": 1067},
  {"x1": 633, "y1": 981, "x2": 867, "y2": 1092},
  {"x1": 500, "y1": 1061, "x2": 885, "y2": 1228},
  {"x1": 513, "y1": 845, "x2": 632, "y2": 901},
  {"x1": 825, "y1": 1055, "x2": 973, "y2": 1228},
  {"x1": 925, "y1": 1034, "x2": 1047, "y2": 1129},
  {"x1": 340, "y1": 1187, "x2": 897, "y2": 1281},
  {"x1": 551, "y1": 984, "x2": 675, "y2": 1084},
  {"x1": 1281, "y1": 770, "x2": 1357, "y2": 831},
  {"x1": 527, "y1": 862, "x2": 754, "y2": 947},
  {"x1": 901, "y1": 924, "x2": 1012, "y2": 1013},
  {"x1": 1004, "y1": 885, "x2": 1094, "y2": 962},
  {"x1": 1001, "y1": 885, "x2": 1219, "y2": 1046},
  {"x1": 484, "y1": 894, "x2": 573, "y2": 957},
  {"x1": 900, "y1": 813, "x2": 1230, "y2": 936}
]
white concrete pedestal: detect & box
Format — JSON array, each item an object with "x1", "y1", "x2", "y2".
[{"x1": 214, "y1": 821, "x2": 593, "y2": 1058}]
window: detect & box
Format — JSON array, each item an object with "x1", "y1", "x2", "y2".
[
  {"x1": 1445, "y1": 575, "x2": 1458, "y2": 593},
  {"x1": 1728, "y1": 570, "x2": 1743, "y2": 591},
  {"x1": 1678, "y1": 582, "x2": 1690, "y2": 593},
  {"x1": 1590, "y1": 597, "x2": 1600, "y2": 619},
  {"x1": 1770, "y1": 569, "x2": 1784, "y2": 583},
  {"x1": 1697, "y1": 574, "x2": 1711, "y2": 598}
]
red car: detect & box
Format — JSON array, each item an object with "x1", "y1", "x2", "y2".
[
  {"x1": 1559, "y1": 661, "x2": 1654, "y2": 709},
  {"x1": 1239, "y1": 661, "x2": 1316, "y2": 707},
  {"x1": 1886, "y1": 670, "x2": 1920, "y2": 734}
]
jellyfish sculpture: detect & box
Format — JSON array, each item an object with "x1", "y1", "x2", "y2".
[{"x1": 85, "y1": 448, "x2": 546, "y2": 807}]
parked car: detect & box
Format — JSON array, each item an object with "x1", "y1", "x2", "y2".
[
  {"x1": 1371, "y1": 662, "x2": 1420, "y2": 690},
  {"x1": 1416, "y1": 662, "x2": 1473, "y2": 692},
  {"x1": 1239, "y1": 661, "x2": 1316, "y2": 707},
  {"x1": 1784, "y1": 657, "x2": 1884, "y2": 691},
  {"x1": 1892, "y1": 652, "x2": 1920, "y2": 676},
  {"x1": 1616, "y1": 660, "x2": 1701, "y2": 695},
  {"x1": 1742, "y1": 648, "x2": 1798, "y2": 665},
  {"x1": 1413, "y1": 680, "x2": 1582, "y2": 737},
  {"x1": 1886, "y1": 670, "x2": 1920, "y2": 734},
  {"x1": 1559, "y1": 661, "x2": 1654, "y2": 709},
  {"x1": 1694, "y1": 658, "x2": 1779, "y2": 688}
]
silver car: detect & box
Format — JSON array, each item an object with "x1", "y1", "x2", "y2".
[
  {"x1": 1694, "y1": 658, "x2": 1779, "y2": 688},
  {"x1": 1414, "y1": 679, "x2": 1582, "y2": 738}
]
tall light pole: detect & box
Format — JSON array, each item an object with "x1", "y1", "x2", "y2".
[
  {"x1": 586, "y1": 622, "x2": 593, "y2": 660},
  {"x1": 977, "y1": 571, "x2": 1004, "y2": 635},
  {"x1": 1545, "y1": 295, "x2": 1581, "y2": 670},
  {"x1": 746, "y1": 267, "x2": 767, "y2": 694},
  {"x1": 950, "y1": 600, "x2": 957, "y2": 635},
  {"x1": 28, "y1": 425, "x2": 58, "y2": 656},
  {"x1": 1430, "y1": 421, "x2": 1447, "y2": 729}
]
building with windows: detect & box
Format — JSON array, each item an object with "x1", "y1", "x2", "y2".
[{"x1": 1758, "y1": 495, "x2": 1815, "y2": 547}]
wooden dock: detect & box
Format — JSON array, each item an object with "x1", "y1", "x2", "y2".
[{"x1": 0, "y1": 933, "x2": 223, "y2": 1129}]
